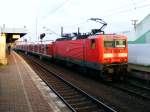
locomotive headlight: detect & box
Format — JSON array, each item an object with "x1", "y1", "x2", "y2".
[
  {"x1": 118, "y1": 53, "x2": 127, "y2": 57},
  {"x1": 104, "y1": 53, "x2": 114, "y2": 58}
]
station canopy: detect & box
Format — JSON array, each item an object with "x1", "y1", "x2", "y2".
[{"x1": 1, "y1": 27, "x2": 27, "y2": 43}]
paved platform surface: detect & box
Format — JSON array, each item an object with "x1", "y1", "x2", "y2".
[{"x1": 0, "y1": 52, "x2": 70, "y2": 112}]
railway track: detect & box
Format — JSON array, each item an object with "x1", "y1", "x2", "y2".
[
  {"x1": 109, "y1": 81, "x2": 150, "y2": 100},
  {"x1": 127, "y1": 79, "x2": 150, "y2": 91},
  {"x1": 22, "y1": 54, "x2": 117, "y2": 112}
]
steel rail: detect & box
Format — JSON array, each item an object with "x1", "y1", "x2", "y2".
[{"x1": 23, "y1": 54, "x2": 117, "y2": 112}]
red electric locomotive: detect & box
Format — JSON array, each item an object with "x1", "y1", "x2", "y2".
[
  {"x1": 53, "y1": 34, "x2": 127, "y2": 80},
  {"x1": 52, "y1": 18, "x2": 128, "y2": 80}
]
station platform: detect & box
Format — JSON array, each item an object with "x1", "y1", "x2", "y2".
[{"x1": 0, "y1": 52, "x2": 70, "y2": 112}]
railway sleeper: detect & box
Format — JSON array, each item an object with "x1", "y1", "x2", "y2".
[
  {"x1": 49, "y1": 80, "x2": 63, "y2": 84},
  {"x1": 52, "y1": 85, "x2": 70, "y2": 89},
  {"x1": 49, "y1": 82, "x2": 65, "y2": 86},
  {"x1": 63, "y1": 94, "x2": 83, "y2": 100},
  {"x1": 54, "y1": 88, "x2": 74, "y2": 92},
  {"x1": 57, "y1": 89, "x2": 76, "y2": 93},
  {"x1": 70, "y1": 101, "x2": 94, "y2": 107},
  {"x1": 66, "y1": 97, "x2": 88, "y2": 103},
  {"x1": 65, "y1": 96, "x2": 87, "y2": 102},
  {"x1": 58, "y1": 91, "x2": 78, "y2": 96},
  {"x1": 55, "y1": 87, "x2": 74, "y2": 92},
  {"x1": 74, "y1": 105, "x2": 101, "y2": 112}
]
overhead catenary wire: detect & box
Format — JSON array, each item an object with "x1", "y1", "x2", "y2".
[
  {"x1": 43, "y1": 0, "x2": 70, "y2": 20},
  {"x1": 102, "y1": 0, "x2": 145, "y2": 14},
  {"x1": 41, "y1": 0, "x2": 150, "y2": 37},
  {"x1": 39, "y1": 0, "x2": 70, "y2": 37},
  {"x1": 42, "y1": 26, "x2": 61, "y2": 37},
  {"x1": 52, "y1": 0, "x2": 150, "y2": 28},
  {"x1": 48, "y1": 0, "x2": 69, "y2": 14},
  {"x1": 47, "y1": 1, "x2": 150, "y2": 36},
  {"x1": 105, "y1": 0, "x2": 149, "y2": 14},
  {"x1": 129, "y1": 0, "x2": 137, "y2": 10},
  {"x1": 102, "y1": 2, "x2": 150, "y2": 18}
]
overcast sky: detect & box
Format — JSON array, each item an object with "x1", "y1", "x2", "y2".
[{"x1": 0, "y1": 0, "x2": 150, "y2": 41}]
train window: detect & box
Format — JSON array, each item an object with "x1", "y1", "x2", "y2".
[
  {"x1": 46, "y1": 45, "x2": 49, "y2": 49},
  {"x1": 91, "y1": 39, "x2": 96, "y2": 49},
  {"x1": 115, "y1": 40, "x2": 126, "y2": 48},
  {"x1": 104, "y1": 41, "x2": 114, "y2": 47}
]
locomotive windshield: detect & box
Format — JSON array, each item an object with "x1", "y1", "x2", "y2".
[
  {"x1": 104, "y1": 41, "x2": 114, "y2": 47},
  {"x1": 115, "y1": 40, "x2": 126, "y2": 48},
  {"x1": 104, "y1": 40, "x2": 126, "y2": 48}
]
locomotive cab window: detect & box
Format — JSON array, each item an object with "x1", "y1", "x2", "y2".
[
  {"x1": 115, "y1": 40, "x2": 126, "y2": 48},
  {"x1": 104, "y1": 41, "x2": 114, "y2": 48},
  {"x1": 90, "y1": 39, "x2": 96, "y2": 49}
]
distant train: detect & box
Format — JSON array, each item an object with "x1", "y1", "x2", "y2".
[{"x1": 15, "y1": 18, "x2": 128, "y2": 81}]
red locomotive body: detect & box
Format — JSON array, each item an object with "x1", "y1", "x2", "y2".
[
  {"x1": 53, "y1": 34, "x2": 128, "y2": 80},
  {"x1": 47, "y1": 44, "x2": 53, "y2": 57}
]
